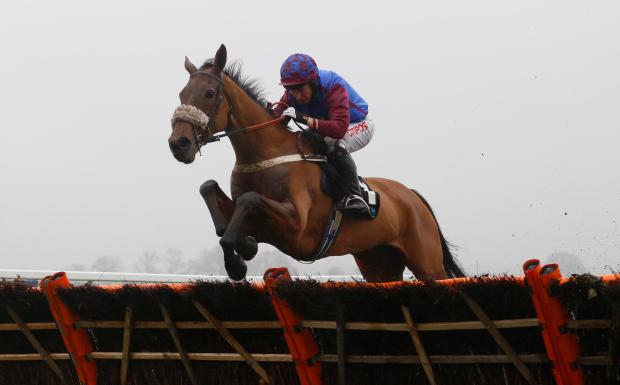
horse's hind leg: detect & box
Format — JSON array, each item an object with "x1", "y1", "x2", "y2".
[
  {"x1": 353, "y1": 245, "x2": 406, "y2": 283},
  {"x1": 399, "y1": 220, "x2": 449, "y2": 281}
]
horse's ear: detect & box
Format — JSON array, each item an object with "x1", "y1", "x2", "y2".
[
  {"x1": 213, "y1": 44, "x2": 227, "y2": 73},
  {"x1": 185, "y1": 56, "x2": 198, "y2": 75}
]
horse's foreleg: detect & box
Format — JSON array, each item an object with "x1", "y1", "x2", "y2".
[
  {"x1": 199, "y1": 180, "x2": 234, "y2": 236},
  {"x1": 220, "y1": 191, "x2": 301, "y2": 280},
  {"x1": 200, "y1": 180, "x2": 254, "y2": 278}
]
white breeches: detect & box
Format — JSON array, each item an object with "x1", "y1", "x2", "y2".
[{"x1": 325, "y1": 116, "x2": 375, "y2": 154}]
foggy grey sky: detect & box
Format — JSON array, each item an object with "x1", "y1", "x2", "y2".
[{"x1": 1, "y1": 0, "x2": 619, "y2": 276}]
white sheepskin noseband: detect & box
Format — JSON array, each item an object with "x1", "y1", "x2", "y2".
[{"x1": 171, "y1": 104, "x2": 210, "y2": 131}]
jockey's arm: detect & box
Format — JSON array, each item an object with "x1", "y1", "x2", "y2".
[
  {"x1": 309, "y1": 84, "x2": 350, "y2": 139},
  {"x1": 271, "y1": 92, "x2": 289, "y2": 117},
  {"x1": 272, "y1": 86, "x2": 350, "y2": 139}
]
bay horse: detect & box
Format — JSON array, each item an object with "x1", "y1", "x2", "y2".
[{"x1": 168, "y1": 45, "x2": 465, "y2": 282}]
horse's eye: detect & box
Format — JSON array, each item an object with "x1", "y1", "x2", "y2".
[{"x1": 205, "y1": 89, "x2": 216, "y2": 98}]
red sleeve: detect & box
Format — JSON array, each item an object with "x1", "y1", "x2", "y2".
[
  {"x1": 314, "y1": 84, "x2": 349, "y2": 139},
  {"x1": 272, "y1": 91, "x2": 289, "y2": 117}
]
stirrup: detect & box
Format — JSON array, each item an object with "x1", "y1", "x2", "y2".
[
  {"x1": 345, "y1": 194, "x2": 369, "y2": 208},
  {"x1": 340, "y1": 194, "x2": 371, "y2": 218}
]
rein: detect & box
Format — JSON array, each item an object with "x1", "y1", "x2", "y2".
[
  {"x1": 204, "y1": 99, "x2": 290, "y2": 143},
  {"x1": 172, "y1": 70, "x2": 288, "y2": 147},
  {"x1": 205, "y1": 114, "x2": 287, "y2": 143},
  {"x1": 171, "y1": 74, "x2": 325, "y2": 169}
]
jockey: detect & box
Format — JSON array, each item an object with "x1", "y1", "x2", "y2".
[{"x1": 274, "y1": 53, "x2": 375, "y2": 219}]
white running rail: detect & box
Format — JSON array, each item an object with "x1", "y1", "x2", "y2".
[{"x1": 0, "y1": 269, "x2": 369, "y2": 284}]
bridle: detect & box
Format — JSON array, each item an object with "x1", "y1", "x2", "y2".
[
  {"x1": 187, "y1": 71, "x2": 231, "y2": 147},
  {"x1": 171, "y1": 71, "x2": 287, "y2": 152}
]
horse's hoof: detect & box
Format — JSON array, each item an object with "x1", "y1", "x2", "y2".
[
  {"x1": 237, "y1": 236, "x2": 258, "y2": 261},
  {"x1": 224, "y1": 254, "x2": 247, "y2": 281}
]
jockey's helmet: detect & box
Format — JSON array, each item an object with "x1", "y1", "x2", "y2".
[{"x1": 279, "y1": 54, "x2": 319, "y2": 86}]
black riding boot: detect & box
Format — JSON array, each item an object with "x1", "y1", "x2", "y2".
[{"x1": 330, "y1": 148, "x2": 370, "y2": 219}]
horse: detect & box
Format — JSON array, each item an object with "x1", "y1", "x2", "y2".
[{"x1": 168, "y1": 44, "x2": 465, "y2": 282}]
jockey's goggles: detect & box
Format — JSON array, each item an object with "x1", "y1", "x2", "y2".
[{"x1": 283, "y1": 82, "x2": 309, "y2": 91}]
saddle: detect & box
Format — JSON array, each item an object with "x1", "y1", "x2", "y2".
[
  {"x1": 300, "y1": 130, "x2": 381, "y2": 261},
  {"x1": 301, "y1": 129, "x2": 380, "y2": 218}
]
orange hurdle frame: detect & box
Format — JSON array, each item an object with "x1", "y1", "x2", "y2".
[
  {"x1": 264, "y1": 267, "x2": 324, "y2": 385},
  {"x1": 524, "y1": 259, "x2": 584, "y2": 385},
  {"x1": 40, "y1": 272, "x2": 97, "y2": 385},
  {"x1": 32, "y1": 261, "x2": 617, "y2": 385}
]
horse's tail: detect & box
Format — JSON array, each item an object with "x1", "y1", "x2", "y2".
[{"x1": 411, "y1": 189, "x2": 466, "y2": 278}]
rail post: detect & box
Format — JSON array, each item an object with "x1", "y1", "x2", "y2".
[
  {"x1": 40, "y1": 272, "x2": 97, "y2": 385},
  {"x1": 264, "y1": 267, "x2": 323, "y2": 385},
  {"x1": 523, "y1": 259, "x2": 583, "y2": 385}
]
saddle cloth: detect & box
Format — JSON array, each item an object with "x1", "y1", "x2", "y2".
[{"x1": 358, "y1": 176, "x2": 380, "y2": 220}]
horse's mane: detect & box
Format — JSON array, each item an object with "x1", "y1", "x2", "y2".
[{"x1": 200, "y1": 59, "x2": 269, "y2": 110}]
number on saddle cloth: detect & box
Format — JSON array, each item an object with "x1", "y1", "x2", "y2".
[{"x1": 357, "y1": 176, "x2": 380, "y2": 219}]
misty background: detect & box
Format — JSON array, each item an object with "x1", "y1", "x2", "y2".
[{"x1": 1, "y1": 1, "x2": 618, "y2": 277}]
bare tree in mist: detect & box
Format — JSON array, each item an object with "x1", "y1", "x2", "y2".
[
  {"x1": 545, "y1": 252, "x2": 589, "y2": 275},
  {"x1": 163, "y1": 247, "x2": 186, "y2": 274},
  {"x1": 68, "y1": 263, "x2": 87, "y2": 271},
  {"x1": 71, "y1": 245, "x2": 359, "y2": 277},
  {"x1": 130, "y1": 247, "x2": 228, "y2": 275},
  {"x1": 184, "y1": 246, "x2": 227, "y2": 275},
  {"x1": 133, "y1": 251, "x2": 162, "y2": 273},
  {"x1": 69, "y1": 256, "x2": 124, "y2": 272},
  {"x1": 246, "y1": 249, "x2": 291, "y2": 276}
]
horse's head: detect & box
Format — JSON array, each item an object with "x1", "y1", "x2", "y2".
[{"x1": 169, "y1": 44, "x2": 231, "y2": 163}]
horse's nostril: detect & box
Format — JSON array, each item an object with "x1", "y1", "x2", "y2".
[
  {"x1": 169, "y1": 137, "x2": 191, "y2": 153},
  {"x1": 177, "y1": 137, "x2": 191, "y2": 149},
  {"x1": 168, "y1": 140, "x2": 179, "y2": 152}
]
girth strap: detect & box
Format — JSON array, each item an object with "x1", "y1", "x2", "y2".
[
  {"x1": 233, "y1": 154, "x2": 326, "y2": 173},
  {"x1": 308, "y1": 208, "x2": 343, "y2": 261}
]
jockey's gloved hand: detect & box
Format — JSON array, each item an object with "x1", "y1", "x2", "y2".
[{"x1": 282, "y1": 107, "x2": 308, "y2": 124}]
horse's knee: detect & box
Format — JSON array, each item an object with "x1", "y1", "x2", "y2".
[
  {"x1": 236, "y1": 191, "x2": 261, "y2": 210},
  {"x1": 220, "y1": 236, "x2": 234, "y2": 250},
  {"x1": 199, "y1": 179, "x2": 219, "y2": 198}
]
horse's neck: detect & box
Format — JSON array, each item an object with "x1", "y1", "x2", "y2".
[{"x1": 225, "y1": 78, "x2": 298, "y2": 164}]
